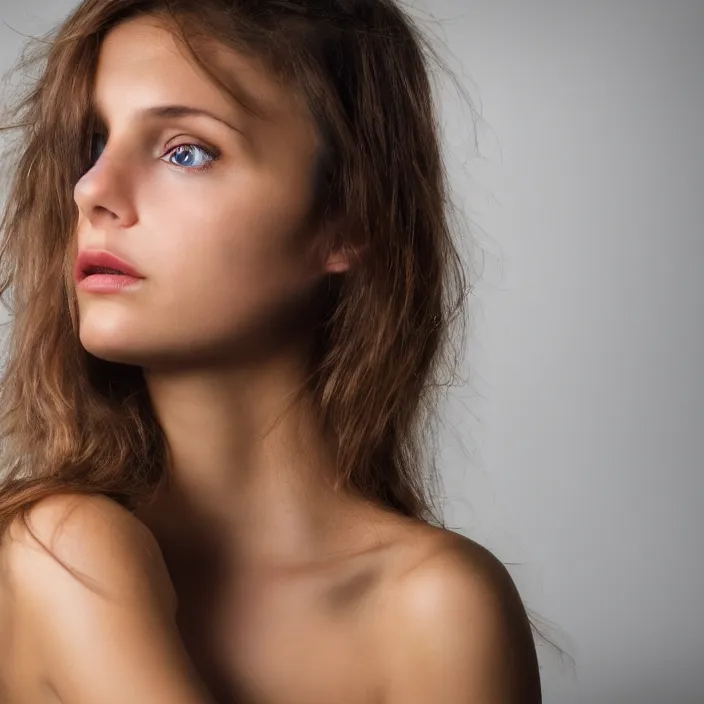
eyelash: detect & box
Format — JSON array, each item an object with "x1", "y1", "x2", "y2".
[{"x1": 87, "y1": 134, "x2": 221, "y2": 174}]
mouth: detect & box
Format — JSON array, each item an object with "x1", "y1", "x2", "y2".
[{"x1": 75, "y1": 250, "x2": 145, "y2": 284}]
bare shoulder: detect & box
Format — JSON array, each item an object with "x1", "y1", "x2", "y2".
[
  {"x1": 390, "y1": 526, "x2": 533, "y2": 632},
  {"x1": 2, "y1": 491, "x2": 176, "y2": 616},
  {"x1": 376, "y1": 520, "x2": 542, "y2": 703},
  {"x1": 0, "y1": 493, "x2": 213, "y2": 704}
]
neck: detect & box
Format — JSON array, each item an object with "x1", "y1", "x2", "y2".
[{"x1": 138, "y1": 350, "x2": 375, "y2": 569}]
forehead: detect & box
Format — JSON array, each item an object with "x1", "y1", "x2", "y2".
[{"x1": 92, "y1": 15, "x2": 306, "y2": 127}]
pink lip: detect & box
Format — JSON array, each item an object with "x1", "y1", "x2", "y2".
[
  {"x1": 74, "y1": 249, "x2": 145, "y2": 284},
  {"x1": 77, "y1": 273, "x2": 143, "y2": 293}
]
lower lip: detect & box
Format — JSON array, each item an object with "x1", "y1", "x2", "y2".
[{"x1": 77, "y1": 274, "x2": 144, "y2": 292}]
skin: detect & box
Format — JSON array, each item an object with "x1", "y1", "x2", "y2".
[{"x1": 0, "y1": 14, "x2": 542, "y2": 704}]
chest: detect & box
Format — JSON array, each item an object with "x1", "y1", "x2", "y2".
[{"x1": 172, "y1": 566, "x2": 387, "y2": 704}]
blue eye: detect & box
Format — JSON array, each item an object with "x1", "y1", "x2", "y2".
[{"x1": 166, "y1": 143, "x2": 219, "y2": 172}]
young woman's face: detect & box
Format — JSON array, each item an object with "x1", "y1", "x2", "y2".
[{"x1": 73, "y1": 15, "x2": 344, "y2": 368}]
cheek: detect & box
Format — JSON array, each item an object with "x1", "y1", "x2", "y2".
[{"x1": 146, "y1": 181, "x2": 318, "y2": 324}]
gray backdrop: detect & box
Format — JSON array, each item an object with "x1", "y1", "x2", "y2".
[{"x1": 0, "y1": 1, "x2": 702, "y2": 703}]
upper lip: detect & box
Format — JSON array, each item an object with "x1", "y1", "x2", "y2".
[{"x1": 74, "y1": 249, "x2": 145, "y2": 283}]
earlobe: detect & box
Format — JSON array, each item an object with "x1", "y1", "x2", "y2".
[
  {"x1": 324, "y1": 250, "x2": 352, "y2": 274},
  {"x1": 318, "y1": 218, "x2": 363, "y2": 274},
  {"x1": 323, "y1": 240, "x2": 365, "y2": 274}
]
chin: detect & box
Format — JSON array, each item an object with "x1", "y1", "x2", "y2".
[{"x1": 78, "y1": 321, "x2": 149, "y2": 366}]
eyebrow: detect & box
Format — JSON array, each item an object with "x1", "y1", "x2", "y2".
[{"x1": 139, "y1": 104, "x2": 243, "y2": 133}]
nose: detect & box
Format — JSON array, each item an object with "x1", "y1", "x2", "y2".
[{"x1": 73, "y1": 150, "x2": 138, "y2": 230}]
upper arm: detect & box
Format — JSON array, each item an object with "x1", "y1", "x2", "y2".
[
  {"x1": 383, "y1": 539, "x2": 542, "y2": 704},
  {"x1": 5, "y1": 492, "x2": 214, "y2": 704}
]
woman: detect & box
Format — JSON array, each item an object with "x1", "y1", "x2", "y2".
[{"x1": 0, "y1": 0, "x2": 543, "y2": 702}]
